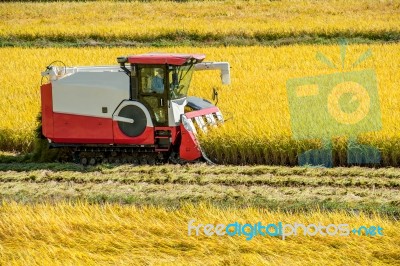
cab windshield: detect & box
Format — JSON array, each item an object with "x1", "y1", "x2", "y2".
[{"x1": 169, "y1": 64, "x2": 195, "y2": 100}]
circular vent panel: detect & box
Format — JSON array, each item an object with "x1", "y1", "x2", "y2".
[{"x1": 117, "y1": 105, "x2": 147, "y2": 137}]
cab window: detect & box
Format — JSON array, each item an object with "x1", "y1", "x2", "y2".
[
  {"x1": 140, "y1": 67, "x2": 165, "y2": 94},
  {"x1": 169, "y1": 64, "x2": 195, "y2": 99}
]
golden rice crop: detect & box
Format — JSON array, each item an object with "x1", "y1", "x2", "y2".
[
  {"x1": 1, "y1": 44, "x2": 400, "y2": 165},
  {"x1": 0, "y1": 202, "x2": 399, "y2": 265},
  {"x1": 0, "y1": 0, "x2": 399, "y2": 43}
]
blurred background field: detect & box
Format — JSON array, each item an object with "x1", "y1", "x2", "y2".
[{"x1": 0, "y1": 0, "x2": 399, "y2": 47}]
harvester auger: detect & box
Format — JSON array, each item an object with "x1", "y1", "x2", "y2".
[{"x1": 39, "y1": 53, "x2": 230, "y2": 165}]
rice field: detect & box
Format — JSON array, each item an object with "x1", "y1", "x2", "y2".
[
  {"x1": 1, "y1": 44, "x2": 400, "y2": 165},
  {"x1": 0, "y1": 0, "x2": 399, "y2": 45},
  {"x1": 0, "y1": 201, "x2": 399, "y2": 265},
  {"x1": 0, "y1": 162, "x2": 399, "y2": 265},
  {"x1": 2, "y1": 0, "x2": 400, "y2": 165},
  {"x1": 0, "y1": 163, "x2": 399, "y2": 214}
]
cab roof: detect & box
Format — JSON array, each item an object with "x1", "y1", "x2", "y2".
[{"x1": 126, "y1": 53, "x2": 206, "y2": 65}]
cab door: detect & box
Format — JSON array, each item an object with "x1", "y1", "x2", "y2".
[{"x1": 137, "y1": 65, "x2": 168, "y2": 126}]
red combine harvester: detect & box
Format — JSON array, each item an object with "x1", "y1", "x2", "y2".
[{"x1": 40, "y1": 53, "x2": 230, "y2": 164}]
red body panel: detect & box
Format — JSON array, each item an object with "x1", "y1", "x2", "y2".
[
  {"x1": 112, "y1": 121, "x2": 154, "y2": 145},
  {"x1": 50, "y1": 113, "x2": 156, "y2": 145},
  {"x1": 52, "y1": 113, "x2": 114, "y2": 143},
  {"x1": 40, "y1": 83, "x2": 54, "y2": 138},
  {"x1": 179, "y1": 124, "x2": 202, "y2": 161},
  {"x1": 127, "y1": 53, "x2": 205, "y2": 65}
]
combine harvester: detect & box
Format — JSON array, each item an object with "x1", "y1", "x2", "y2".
[{"x1": 40, "y1": 53, "x2": 230, "y2": 164}]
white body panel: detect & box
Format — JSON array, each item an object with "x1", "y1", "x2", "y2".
[
  {"x1": 52, "y1": 71, "x2": 129, "y2": 118},
  {"x1": 168, "y1": 98, "x2": 187, "y2": 126}
]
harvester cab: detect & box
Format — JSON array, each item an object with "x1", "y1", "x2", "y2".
[{"x1": 40, "y1": 53, "x2": 230, "y2": 164}]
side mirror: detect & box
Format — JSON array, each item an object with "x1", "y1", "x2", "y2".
[{"x1": 212, "y1": 88, "x2": 219, "y2": 105}]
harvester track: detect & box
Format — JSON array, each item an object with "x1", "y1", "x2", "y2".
[{"x1": 45, "y1": 144, "x2": 213, "y2": 166}]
